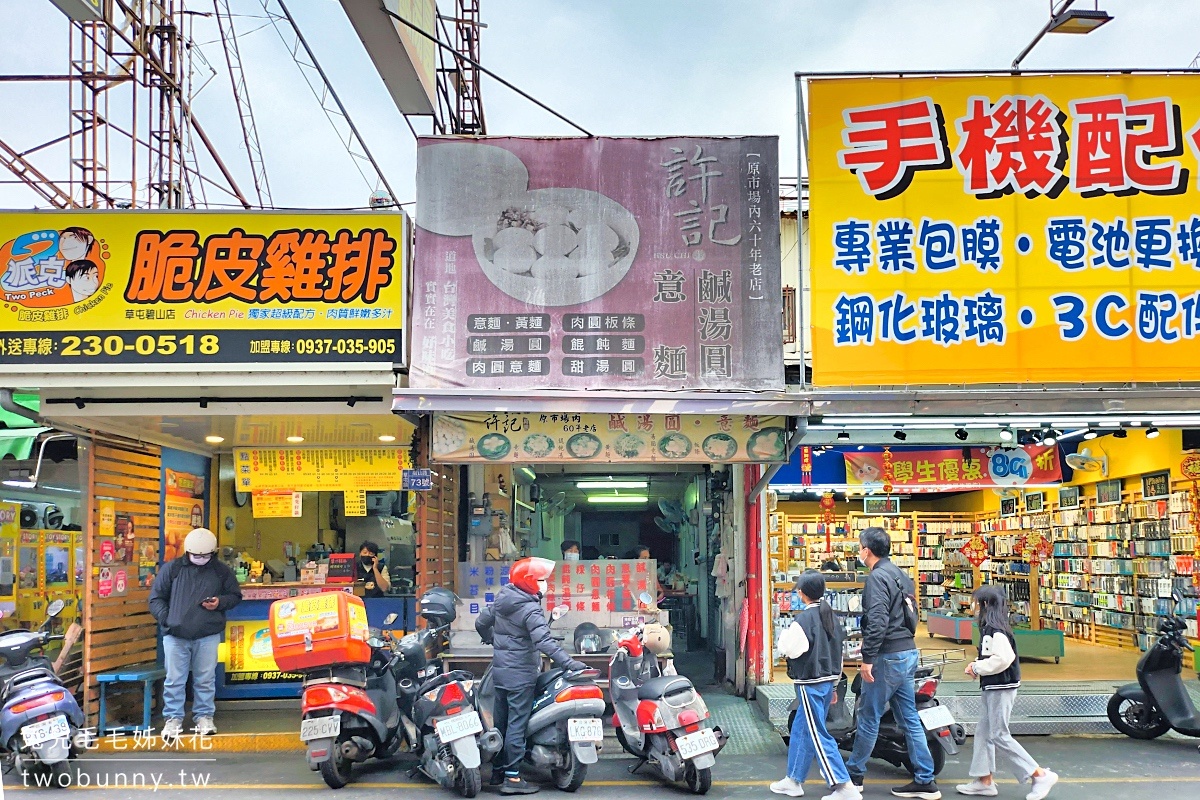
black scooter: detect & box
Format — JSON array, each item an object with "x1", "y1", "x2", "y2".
[
  {"x1": 785, "y1": 660, "x2": 965, "y2": 777},
  {"x1": 1108, "y1": 590, "x2": 1200, "y2": 746}
]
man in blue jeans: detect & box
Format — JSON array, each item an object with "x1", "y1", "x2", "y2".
[
  {"x1": 847, "y1": 527, "x2": 940, "y2": 800},
  {"x1": 149, "y1": 528, "x2": 241, "y2": 739}
]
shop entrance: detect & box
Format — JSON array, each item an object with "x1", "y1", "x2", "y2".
[{"x1": 767, "y1": 423, "x2": 1200, "y2": 688}]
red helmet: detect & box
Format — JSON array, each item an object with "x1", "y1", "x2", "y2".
[{"x1": 510, "y1": 557, "x2": 555, "y2": 594}]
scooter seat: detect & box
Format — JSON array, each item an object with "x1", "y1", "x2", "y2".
[
  {"x1": 535, "y1": 669, "x2": 563, "y2": 694},
  {"x1": 637, "y1": 675, "x2": 693, "y2": 700}
]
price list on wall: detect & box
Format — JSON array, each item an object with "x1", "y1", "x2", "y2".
[{"x1": 234, "y1": 447, "x2": 408, "y2": 492}]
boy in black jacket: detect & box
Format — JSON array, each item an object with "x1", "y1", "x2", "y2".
[{"x1": 773, "y1": 571, "x2": 857, "y2": 800}]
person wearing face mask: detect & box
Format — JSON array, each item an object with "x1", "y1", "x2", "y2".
[
  {"x1": 149, "y1": 528, "x2": 242, "y2": 739},
  {"x1": 560, "y1": 540, "x2": 581, "y2": 562},
  {"x1": 357, "y1": 540, "x2": 390, "y2": 597},
  {"x1": 476, "y1": 557, "x2": 587, "y2": 794}
]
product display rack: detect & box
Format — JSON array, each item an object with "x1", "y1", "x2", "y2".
[
  {"x1": 1041, "y1": 482, "x2": 1199, "y2": 668},
  {"x1": 916, "y1": 514, "x2": 975, "y2": 621},
  {"x1": 977, "y1": 511, "x2": 1050, "y2": 632}
]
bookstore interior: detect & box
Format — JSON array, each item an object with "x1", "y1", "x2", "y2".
[{"x1": 767, "y1": 426, "x2": 1200, "y2": 683}]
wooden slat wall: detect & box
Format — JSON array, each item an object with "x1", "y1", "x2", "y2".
[
  {"x1": 83, "y1": 442, "x2": 163, "y2": 724},
  {"x1": 416, "y1": 431, "x2": 459, "y2": 604}
]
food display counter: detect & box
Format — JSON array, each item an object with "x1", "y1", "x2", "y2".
[{"x1": 215, "y1": 583, "x2": 414, "y2": 699}]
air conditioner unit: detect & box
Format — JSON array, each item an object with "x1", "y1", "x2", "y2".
[{"x1": 21, "y1": 503, "x2": 64, "y2": 530}]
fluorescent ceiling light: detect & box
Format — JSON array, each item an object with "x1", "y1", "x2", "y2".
[
  {"x1": 205, "y1": 435, "x2": 225, "y2": 444},
  {"x1": 1, "y1": 480, "x2": 35, "y2": 489},
  {"x1": 586, "y1": 495, "x2": 648, "y2": 504},
  {"x1": 378, "y1": 435, "x2": 397, "y2": 443},
  {"x1": 577, "y1": 480, "x2": 648, "y2": 490},
  {"x1": 286, "y1": 435, "x2": 305, "y2": 443}
]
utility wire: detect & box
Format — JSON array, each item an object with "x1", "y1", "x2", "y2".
[{"x1": 383, "y1": 8, "x2": 593, "y2": 137}]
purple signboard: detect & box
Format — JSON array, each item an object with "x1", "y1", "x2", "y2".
[{"x1": 411, "y1": 137, "x2": 782, "y2": 390}]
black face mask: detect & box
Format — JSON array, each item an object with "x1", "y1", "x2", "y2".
[{"x1": 360, "y1": 557, "x2": 374, "y2": 569}]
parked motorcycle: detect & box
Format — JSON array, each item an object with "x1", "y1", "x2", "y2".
[
  {"x1": 1108, "y1": 591, "x2": 1200, "y2": 746},
  {"x1": 298, "y1": 611, "x2": 408, "y2": 789},
  {"x1": 784, "y1": 655, "x2": 965, "y2": 776},
  {"x1": 609, "y1": 593, "x2": 727, "y2": 795},
  {"x1": 475, "y1": 663, "x2": 605, "y2": 792},
  {"x1": 0, "y1": 599, "x2": 84, "y2": 788}
]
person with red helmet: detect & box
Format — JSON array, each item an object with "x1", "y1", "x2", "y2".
[{"x1": 476, "y1": 557, "x2": 587, "y2": 794}]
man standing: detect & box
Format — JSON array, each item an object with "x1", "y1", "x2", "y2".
[
  {"x1": 149, "y1": 528, "x2": 241, "y2": 738},
  {"x1": 357, "y1": 540, "x2": 390, "y2": 598},
  {"x1": 846, "y1": 527, "x2": 940, "y2": 800}
]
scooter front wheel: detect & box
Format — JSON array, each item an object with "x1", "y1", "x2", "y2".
[
  {"x1": 1107, "y1": 695, "x2": 1171, "y2": 740},
  {"x1": 614, "y1": 726, "x2": 645, "y2": 757}
]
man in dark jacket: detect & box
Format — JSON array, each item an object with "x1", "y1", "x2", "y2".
[
  {"x1": 476, "y1": 557, "x2": 586, "y2": 795},
  {"x1": 149, "y1": 528, "x2": 241, "y2": 739},
  {"x1": 845, "y1": 527, "x2": 939, "y2": 800}
]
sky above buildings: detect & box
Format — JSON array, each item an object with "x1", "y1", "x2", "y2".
[{"x1": 2, "y1": 0, "x2": 1200, "y2": 209}]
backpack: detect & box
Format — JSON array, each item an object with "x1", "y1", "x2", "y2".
[{"x1": 891, "y1": 573, "x2": 919, "y2": 635}]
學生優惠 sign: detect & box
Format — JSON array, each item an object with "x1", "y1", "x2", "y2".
[
  {"x1": 0, "y1": 211, "x2": 407, "y2": 370},
  {"x1": 807, "y1": 73, "x2": 1200, "y2": 385}
]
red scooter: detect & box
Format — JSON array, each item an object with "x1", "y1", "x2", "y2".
[{"x1": 608, "y1": 593, "x2": 727, "y2": 794}]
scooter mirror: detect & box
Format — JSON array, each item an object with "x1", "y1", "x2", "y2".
[
  {"x1": 550, "y1": 604, "x2": 569, "y2": 621},
  {"x1": 46, "y1": 599, "x2": 65, "y2": 618},
  {"x1": 637, "y1": 591, "x2": 654, "y2": 607},
  {"x1": 383, "y1": 613, "x2": 399, "y2": 625}
]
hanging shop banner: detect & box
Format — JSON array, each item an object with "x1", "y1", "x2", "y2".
[
  {"x1": 251, "y1": 491, "x2": 303, "y2": 519},
  {"x1": 0, "y1": 211, "x2": 407, "y2": 369},
  {"x1": 431, "y1": 412, "x2": 789, "y2": 463},
  {"x1": 163, "y1": 468, "x2": 206, "y2": 563},
  {"x1": 233, "y1": 447, "x2": 408, "y2": 492},
  {"x1": 843, "y1": 445, "x2": 1060, "y2": 489},
  {"x1": 411, "y1": 136, "x2": 783, "y2": 391},
  {"x1": 807, "y1": 73, "x2": 1200, "y2": 385}
]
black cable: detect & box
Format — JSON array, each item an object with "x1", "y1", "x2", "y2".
[{"x1": 382, "y1": 8, "x2": 593, "y2": 137}]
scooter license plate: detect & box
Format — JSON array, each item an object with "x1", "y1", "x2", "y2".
[
  {"x1": 300, "y1": 715, "x2": 341, "y2": 742},
  {"x1": 436, "y1": 710, "x2": 483, "y2": 743},
  {"x1": 22, "y1": 715, "x2": 69, "y2": 747},
  {"x1": 918, "y1": 705, "x2": 956, "y2": 731},
  {"x1": 675, "y1": 728, "x2": 718, "y2": 760},
  {"x1": 567, "y1": 718, "x2": 603, "y2": 742}
]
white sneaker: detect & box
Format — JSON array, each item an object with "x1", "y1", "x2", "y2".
[
  {"x1": 1026, "y1": 771, "x2": 1058, "y2": 800},
  {"x1": 955, "y1": 781, "x2": 998, "y2": 797},
  {"x1": 770, "y1": 777, "x2": 805, "y2": 797},
  {"x1": 161, "y1": 718, "x2": 184, "y2": 738},
  {"x1": 822, "y1": 783, "x2": 863, "y2": 800},
  {"x1": 194, "y1": 716, "x2": 217, "y2": 736}
]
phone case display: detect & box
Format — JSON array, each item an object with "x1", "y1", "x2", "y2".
[
  {"x1": 1043, "y1": 486, "x2": 1199, "y2": 659},
  {"x1": 771, "y1": 578, "x2": 865, "y2": 665},
  {"x1": 915, "y1": 517, "x2": 974, "y2": 621}
]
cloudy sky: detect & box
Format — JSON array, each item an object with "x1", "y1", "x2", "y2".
[{"x1": 2, "y1": 0, "x2": 1199, "y2": 209}]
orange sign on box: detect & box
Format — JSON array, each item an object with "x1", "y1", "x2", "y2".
[{"x1": 807, "y1": 73, "x2": 1200, "y2": 386}]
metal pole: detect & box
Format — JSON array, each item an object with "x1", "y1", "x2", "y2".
[
  {"x1": 795, "y1": 76, "x2": 809, "y2": 386},
  {"x1": 384, "y1": 8, "x2": 593, "y2": 137},
  {"x1": 1012, "y1": 0, "x2": 1074, "y2": 71}
]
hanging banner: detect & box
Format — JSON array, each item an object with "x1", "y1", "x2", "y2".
[
  {"x1": 234, "y1": 447, "x2": 408, "y2": 492},
  {"x1": 807, "y1": 73, "x2": 1200, "y2": 385},
  {"x1": 412, "y1": 136, "x2": 783, "y2": 391},
  {"x1": 431, "y1": 412, "x2": 788, "y2": 463},
  {"x1": 843, "y1": 445, "x2": 1060, "y2": 489},
  {"x1": 0, "y1": 211, "x2": 407, "y2": 370},
  {"x1": 252, "y1": 491, "x2": 303, "y2": 519}
]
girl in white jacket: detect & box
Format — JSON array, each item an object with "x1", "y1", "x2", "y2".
[{"x1": 957, "y1": 586, "x2": 1057, "y2": 800}]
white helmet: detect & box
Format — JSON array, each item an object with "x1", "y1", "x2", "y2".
[{"x1": 183, "y1": 528, "x2": 218, "y2": 555}]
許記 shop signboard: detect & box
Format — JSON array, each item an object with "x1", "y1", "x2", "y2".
[
  {"x1": 411, "y1": 137, "x2": 783, "y2": 390},
  {"x1": 430, "y1": 412, "x2": 788, "y2": 463},
  {"x1": 0, "y1": 211, "x2": 408, "y2": 370},
  {"x1": 843, "y1": 445, "x2": 1061, "y2": 489},
  {"x1": 233, "y1": 447, "x2": 408, "y2": 492},
  {"x1": 806, "y1": 73, "x2": 1200, "y2": 385}
]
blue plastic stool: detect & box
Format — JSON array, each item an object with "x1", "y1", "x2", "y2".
[{"x1": 96, "y1": 666, "x2": 166, "y2": 735}]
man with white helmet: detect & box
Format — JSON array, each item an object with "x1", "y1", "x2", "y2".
[{"x1": 149, "y1": 527, "x2": 241, "y2": 738}]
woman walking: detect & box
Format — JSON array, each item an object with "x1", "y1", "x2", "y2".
[
  {"x1": 771, "y1": 571, "x2": 859, "y2": 800},
  {"x1": 957, "y1": 586, "x2": 1058, "y2": 800}
]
